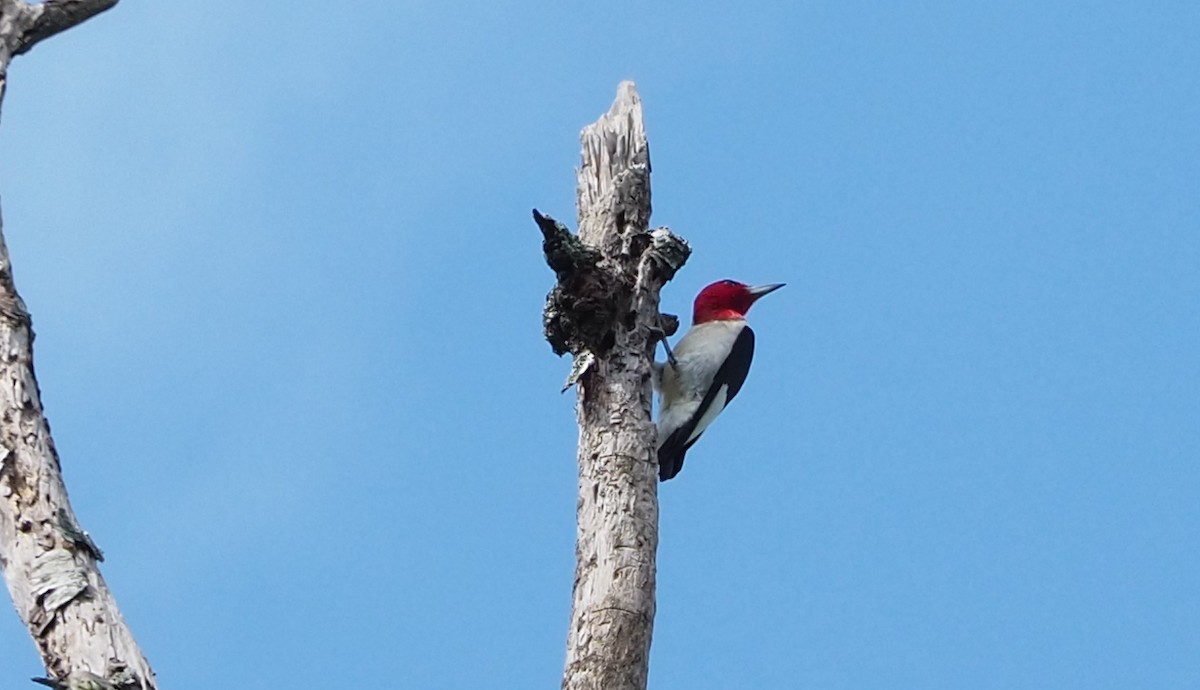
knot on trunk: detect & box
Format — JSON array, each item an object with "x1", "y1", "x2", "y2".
[
  {"x1": 534, "y1": 210, "x2": 691, "y2": 359},
  {"x1": 535, "y1": 209, "x2": 622, "y2": 357}
]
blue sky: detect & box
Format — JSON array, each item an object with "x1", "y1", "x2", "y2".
[{"x1": 1, "y1": 1, "x2": 1197, "y2": 688}]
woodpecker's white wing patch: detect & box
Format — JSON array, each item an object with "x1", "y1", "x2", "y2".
[
  {"x1": 657, "y1": 397, "x2": 700, "y2": 447},
  {"x1": 686, "y1": 384, "x2": 727, "y2": 444}
]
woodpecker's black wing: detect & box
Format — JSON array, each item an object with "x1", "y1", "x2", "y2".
[{"x1": 658, "y1": 325, "x2": 756, "y2": 481}]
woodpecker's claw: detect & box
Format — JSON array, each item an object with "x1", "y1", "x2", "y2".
[
  {"x1": 661, "y1": 339, "x2": 679, "y2": 369},
  {"x1": 648, "y1": 325, "x2": 679, "y2": 369}
]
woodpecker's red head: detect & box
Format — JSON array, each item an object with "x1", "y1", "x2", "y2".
[{"x1": 692, "y1": 280, "x2": 785, "y2": 324}]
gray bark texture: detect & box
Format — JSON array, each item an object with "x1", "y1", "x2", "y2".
[
  {"x1": 0, "y1": 2, "x2": 157, "y2": 689},
  {"x1": 537, "y1": 82, "x2": 690, "y2": 690}
]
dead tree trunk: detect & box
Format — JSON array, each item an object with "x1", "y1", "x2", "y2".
[
  {"x1": 0, "y1": 2, "x2": 157, "y2": 689},
  {"x1": 537, "y1": 82, "x2": 690, "y2": 690}
]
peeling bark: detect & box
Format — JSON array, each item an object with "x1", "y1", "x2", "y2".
[
  {"x1": 538, "y1": 82, "x2": 689, "y2": 690},
  {"x1": 0, "y1": 2, "x2": 155, "y2": 689}
]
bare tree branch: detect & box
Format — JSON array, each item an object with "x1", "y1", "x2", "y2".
[
  {"x1": 0, "y1": 1, "x2": 154, "y2": 688},
  {"x1": 539, "y1": 82, "x2": 689, "y2": 690},
  {"x1": 13, "y1": 0, "x2": 118, "y2": 56},
  {"x1": 0, "y1": 212, "x2": 154, "y2": 690}
]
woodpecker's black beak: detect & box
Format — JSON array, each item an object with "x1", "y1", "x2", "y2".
[{"x1": 747, "y1": 283, "x2": 785, "y2": 300}]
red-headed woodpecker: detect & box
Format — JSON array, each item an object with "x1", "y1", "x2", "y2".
[{"x1": 656, "y1": 280, "x2": 784, "y2": 481}]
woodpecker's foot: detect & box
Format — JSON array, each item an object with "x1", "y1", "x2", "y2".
[
  {"x1": 655, "y1": 313, "x2": 680, "y2": 368},
  {"x1": 648, "y1": 325, "x2": 679, "y2": 369},
  {"x1": 662, "y1": 340, "x2": 679, "y2": 369}
]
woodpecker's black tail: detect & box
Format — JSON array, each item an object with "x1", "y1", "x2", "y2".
[
  {"x1": 658, "y1": 431, "x2": 702, "y2": 481},
  {"x1": 658, "y1": 447, "x2": 685, "y2": 481}
]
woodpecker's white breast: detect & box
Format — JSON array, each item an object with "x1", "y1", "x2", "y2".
[{"x1": 657, "y1": 319, "x2": 747, "y2": 446}]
